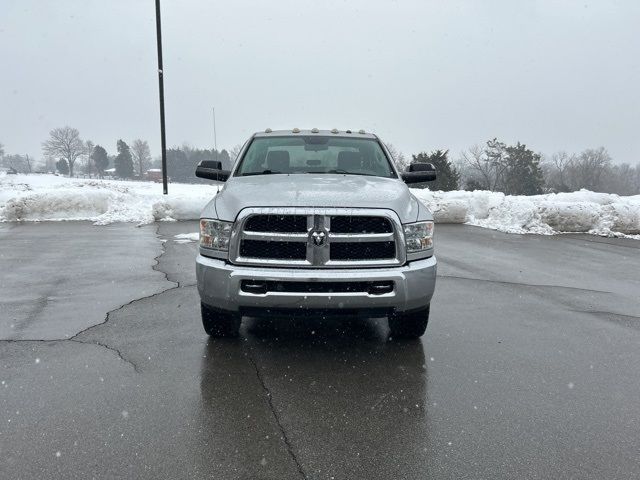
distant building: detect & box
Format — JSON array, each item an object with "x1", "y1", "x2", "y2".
[{"x1": 144, "y1": 168, "x2": 163, "y2": 182}]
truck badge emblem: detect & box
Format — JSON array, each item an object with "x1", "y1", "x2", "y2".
[{"x1": 311, "y1": 230, "x2": 326, "y2": 247}]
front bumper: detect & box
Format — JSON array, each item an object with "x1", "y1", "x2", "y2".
[{"x1": 196, "y1": 254, "x2": 437, "y2": 314}]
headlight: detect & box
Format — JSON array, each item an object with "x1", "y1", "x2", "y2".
[
  {"x1": 403, "y1": 221, "x2": 434, "y2": 252},
  {"x1": 200, "y1": 219, "x2": 233, "y2": 251}
]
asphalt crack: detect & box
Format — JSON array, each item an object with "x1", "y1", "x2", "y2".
[
  {"x1": 65, "y1": 224, "x2": 183, "y2": 369},
  {"x1": 71, "y1": 338, "x2": 139, "y2": 372},
  {"x1": 0, "y1": 338, "x2": 138, "y2": 372},
  {"x1": 245, "y1": 349, "x2": 308, "y2": 480},
  {"x1": 1, "y1": 224, "x2": 178, "y2": 374}
]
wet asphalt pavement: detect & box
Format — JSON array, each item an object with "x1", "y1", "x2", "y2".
[{"x1": 1, "y1": 222, "x2": 639, "y2": 479}]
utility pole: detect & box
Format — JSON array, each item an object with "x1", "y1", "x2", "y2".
[
  {"x1": 155, "y1": 0, "x2": 168, "y2": 194},
  {"x1": 212, "y1": 107, "x2": 218, "y2": 152}
]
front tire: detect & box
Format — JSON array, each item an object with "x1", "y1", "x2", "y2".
[
  {"x1": 201, "y1": 302, "x2": 241, "y2": 337},
  {"x1": 388, "y1": 305, "x2": 430, "y2": 339}
]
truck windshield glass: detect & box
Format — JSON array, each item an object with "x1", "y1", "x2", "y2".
[{"x1": 236, "y1": 136, "x2": 396, "y2": 177}]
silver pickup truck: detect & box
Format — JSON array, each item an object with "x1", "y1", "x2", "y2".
[{"x1": 195, "y1": 129, "x2": 437, "y2": 338}]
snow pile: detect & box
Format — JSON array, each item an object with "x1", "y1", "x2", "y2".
[
  {"x1": 0, "y1": 174, "x2": 219, "y2": 225},
  {"x1": 411, "y1": 189, "x2": 640, "y2": 237},
  {"x1": 1, "y1": 174, "x2": 639, "y2": 238},
  {"x1": 174, "y1": 232, "x2": 200, "y2": 244}
]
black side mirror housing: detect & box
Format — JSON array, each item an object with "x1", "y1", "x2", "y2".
[
  {"x1": 195, "y1": 160, "x2": 230, "y2": 182},
  {"x1": 401, "y1": 163, "x2": 436, "y2": 184}
]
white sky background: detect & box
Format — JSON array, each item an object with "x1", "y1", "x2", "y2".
[{"x1": 1, "y1": 0, "x2": 639, "y2": 163}]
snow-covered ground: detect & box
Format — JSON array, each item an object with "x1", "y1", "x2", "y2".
[{"x1": 1, "y1": 173, "x2": 639, "y2": 238}]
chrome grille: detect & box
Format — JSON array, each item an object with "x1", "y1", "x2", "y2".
[{"x1": 231, "y1": 208, "x2": 405, "y2": 268}]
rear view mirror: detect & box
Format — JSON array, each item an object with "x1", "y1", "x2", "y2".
[
  {"x1": 195, "y1": 160, "x2": 230, "y2": 182},
  {"x1": 401, "y1": 163, "x2": 436, "y2": 184}
]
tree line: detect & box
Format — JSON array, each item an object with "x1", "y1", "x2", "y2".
[
  {"x1": 2, "y1": 128, "x2": 639, "y2": 195},
  {"x1": 1, "y1": 126, "x2": 236, "y2": 182},
  {"x1": 388, "y1": 139, "x2": 640, "y2": 196}
]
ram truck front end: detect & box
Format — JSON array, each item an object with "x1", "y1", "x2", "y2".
[{"x1": 195, "y1": 130, "x2": 437, "y2": 338}]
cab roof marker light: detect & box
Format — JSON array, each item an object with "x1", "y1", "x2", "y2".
[
  {"x1": 345, "y1": 129, "x2": 352, "y2": 134},
  {"x1": 311, "y1": 128, "x2": 319, "y2": 133},
  {"x1": 292, "y1": 128, "x2": 300, "y2": 133},
  {"x1": 359, "y1": 129, "x2": 366, "y2": 134},
  {"x1": 331, "y1": 128, "x2": 339, "y2": 134},
  {"x1": 264, "y1": 128, "x2": 272, "y2": 133}
]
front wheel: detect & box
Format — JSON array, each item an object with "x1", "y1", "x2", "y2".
[
  {"x1": 201, "y1": 302, "x2": 241, "y2": 337},
  {"x1": 388, "y1": 305, "x2": 430, "y2": 339}
]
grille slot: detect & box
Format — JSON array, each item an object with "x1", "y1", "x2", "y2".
[
  {"x1": 330, "y1": 216, "x2": 392, "y2": 234},
  {"x1": 241, "y1": 280, "x2": 394, "y2": 294},
  {"x1": 245, "y1": 215, "x2": 307, "y2": 233},
  {"x1": 240, "y1": 240, "x2": 306, "y2": 260},
  {"x1": 330, "y1": 241, "x2": 395, "y2": 260}
]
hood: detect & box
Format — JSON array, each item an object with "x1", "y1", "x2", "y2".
[{"x1": 204, "y1": 174, "x2": 422, "y2": 223}]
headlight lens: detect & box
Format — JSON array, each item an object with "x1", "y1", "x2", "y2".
[
  {"x1": 403, "y1": 221, "x2": 434, "y2": 252},
  {"x1": 200, "y1": 219, "x2": 233, "y2": 251}
]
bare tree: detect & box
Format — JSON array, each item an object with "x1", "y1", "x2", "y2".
[
  {"x1": 460, "y1": 139, "x2": 519, "y2": 191},
  {"x1": 569, "y1": 147, "x2": 611, "y2": 191},
  {"x1": 0, "y1": 142, "x2": 4, "y2": 159},
  {"x1": 542, "y1": 151, "x2": 576, "y2": 191},
  {"x1": 42, "y1": 126, "x2": 84, "y2": 177},
  {"x1": 460, "y1": 145, "x2": 494, "y2": 190},
  {"x1": 385, "y1": 143, "x2": 409, "y2": 170},
  {"x1": 229, "y1": 144, "x2": 243, "y2": 163},
  {"x1": 600, "y1": 162, "x2": 640, "y2": 196},
  {"x1": 1, "y1": 154, "x2": 32, "y2": 173},
  {"x1": 131, "y1": 139, "x2": 151, "y2": 176}
]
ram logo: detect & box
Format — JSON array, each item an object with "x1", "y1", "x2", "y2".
[{"x1": 310, "y1": 230, "x2": 326, "y2": 247}]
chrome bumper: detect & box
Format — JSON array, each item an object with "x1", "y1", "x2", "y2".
[{"x1": 196, "y1": 254, "x2": 436, "y2": 314}]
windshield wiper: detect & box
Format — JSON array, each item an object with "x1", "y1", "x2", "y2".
[
  {"x1": 326, "y1": 169, "x2": 376, "y2": 177},
  {"x1": 241, "y1": 170, "x2": 280, "y2": 176}
]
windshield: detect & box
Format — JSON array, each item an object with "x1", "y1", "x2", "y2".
[{"x1": 235, "y1": 136, "x2": 395, "y2": 177}]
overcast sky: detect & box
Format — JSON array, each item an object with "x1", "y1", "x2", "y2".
[{"x1": 1, "y1": 0, "x2": 639, "y2": 163}]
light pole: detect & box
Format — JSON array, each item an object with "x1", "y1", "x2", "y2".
[
  {"x1": 155, "y1": 0, "x2": 168, "y2": 194},
  {"x1": 212, "y1": 107, "x2": 218, "y2": 152}
]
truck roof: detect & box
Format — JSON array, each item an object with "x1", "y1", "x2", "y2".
[{"x1": 252, "y1": 129, "x2": 378, "y2": 140}]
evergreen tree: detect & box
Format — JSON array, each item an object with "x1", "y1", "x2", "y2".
[
  {"x1": 56, "y1": 158, "x2": 69, "y2": 175},
  {"x1": 114, "y1": 140, "x2": 134, "y2": 178},
  {"x1": 91, "y1": 145, "x2": 109, "y2": 177},
  {"x1": 167, "y1": 148, "x2": 191, "y2": 182},
  {"x1": 411, "y1": 150, "x2": 460, "y2": 190},
  {"x1": 503, "y1": 143, "x2": 544, "y2": 195}
]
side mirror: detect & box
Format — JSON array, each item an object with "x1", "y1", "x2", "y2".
[
  {"x1": 195, "y1": 160, "x2": 230, "y2": 182},
  {"x1": 401, "y1": 163, "x2": 436, "y2": 184}
]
